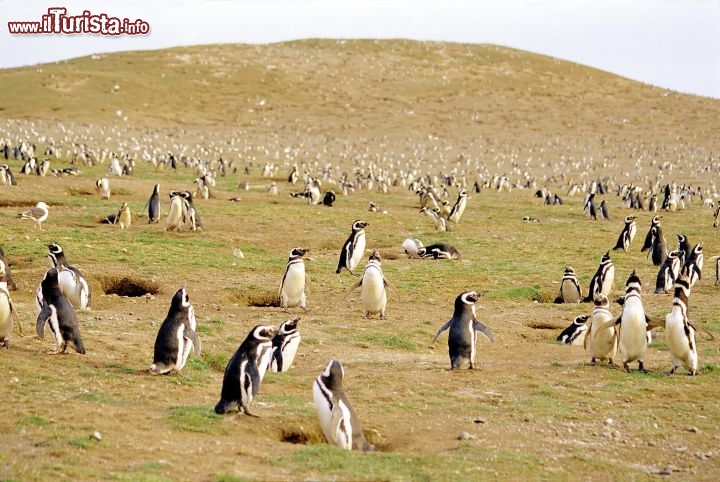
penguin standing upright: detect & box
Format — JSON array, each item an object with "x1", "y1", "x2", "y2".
[
  {"x1": 36, "y1": 268, "x2": 85, "y2": 354},
  {"x1": 654, "y1": 249, "x2": 683, "y2": 294},
  {"x1": 268, "y1": 318, "x2": 301, "y2": 373},
  {"x1": 556, "y1": 315, "x2": 589, "y2": 345},
  {"x1": 347, "y1": 251, "x2": 389, "y2": 319},
  {"x1": 557, "y1": 266, "x2": 582, "y2": 303},
  {"x1": 0, "y1": 247, "x2": 17, "y2": 291},
  {"x1": 682, "y1": 243, "x2": 703, "y2": 288},
  {"x1": 312, "y1": 359, "x2": 375, "y2": 451},
  {"x1": 662, "y1": 275, "x2": 698, "y2": 375},
  {"x1": 146, "y1": 184, "x2": 161, "y2": 223},
  {"x1": 150, "y1": 288, "x2": 201, "y2": 375},
  {"x1": 279, "y1": 247, "x2": 309, "y2": 310},
  {"x1": 612, "y1": 216, "x2": 637, "y2": 252},
  {"x1": 676, "y1": 234, "x2": 691, "y2": 263},
  {"x1": 584, "y1": 251, "x2": 615, "y2": 302},
  {"x1": 640, "y1": 215, "x2": 667, "y2": 266},
  {"x1": 0, "y1": 259, "x2": 18, "y2": 348},
  {"x1": 433, "y1": 291, "x2": 494, "y2": 369},
  {"x1": 598, "y1": 200, "x2": 610, "y2": 220},
  {"x1": 95, "y1": 178, "x2": 110, "y2": 200},
  {"x1": 116, "y1": 202, "x2": 132, "y2": 229},
  {"x1": 447, "y1": 188, "x2": 468, "y2": 223},
  {"x1": 615, "y1": 271, "x2": 651, "y2": 373},
  {"x1": 37, "y1": 243, "x2": 91, "y2": 311},
  {"x1": 584, "y1": 293, "x2": 617, "y2": 365},
  {"x1": 215, "y1": 324, "x2": 276, "y2": 416},
  {"x1": 336, "y1": 220, "x2": 368, "y2": 275}
]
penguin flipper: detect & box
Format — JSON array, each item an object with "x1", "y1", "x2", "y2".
[
  {"x1": 691, "y1": 321, "x2": 716, "y2": 341},
  {"x1": 583, "y1": 325, "x2": 592, "y2": 350},
  {"x1": 184, "y1": 327, "x2": 201, "y2": 356},
  {"x1": 596, "y1": 318, "x2": 617, "y2": 334},
  {"x1": 346, "y1": 278, "x2": 363, "y2": 295},
  {"x1": 305, "y1": 274, "x2": 313, "y2": 294},
  {"x1": 433, "y1": 320, "x2": 452, "y2": 343},
  {"x1": 472, "y1": 320, "x2": 493, "y2": 342},
  {"x1": 36, "y1": 305, "x2": 51, "y2": 338},
  {"x1": 645, "y1": 314, "x2": 665, "y2": 331}
]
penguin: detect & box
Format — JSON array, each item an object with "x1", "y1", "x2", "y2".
[
  {"x1": 146, "y1": 184, "x2": 161, "y2": 223},
  {"x1": 598, "y1": 200, "x2": 609, "y2": 220},
  {"x1": 584, "y1": 251, "x2": 614, "y2": 302},
  {"x1": 95, "y1": 178, "x2": 110, "y2": 200},
  {"x1": 336, "y1": 220, "x2": 368, "y2": 275},
  {"x1": 433, "y1": 291, "x2": 494, "y2": 369},
  {"x1": 36, "y1": 268, "x2": 85, "y2": 354},
  {"x1": 0, "y1": 259, "x2": 18, "y2": 348},
  {"x1": 662, "y1": 274, "x2": 698, "y2": 375},
  {"x1": 612, "y1": 216, "x2": 637, "y2": 252},
  {"x1": 215, "y1": 324, "x2": 276, "y2": 416},
  {"x1": 402, "y1": 238, "x2": 424, "y2": 258},
  {"x1": 640, "y1": 215, "x2": 661, "y2": 252},
  {"x1": 166, "y1": 190, "x2": 185, "y2": 231},
  {"x1": 322, "y1": 190, "x2": 336, "y2": 207},
  {"x1": 37, "y1": 243, "x2": 91, "y2": 311},
  {"x1": 347, "y1": 251, "x2": 389, "y2": 319},
  {"x1": 416, "y1": 243, "x2": 459, "y2": 260},
  {"x1": 615, "y1": 271, "x2": 651, "y2": 373},
  {"x1": 676, "y1": 234, "x2": 690, "y2": 265},
  {"x1": 654, "y1": 249, "x2": 683, "y2": 294},
  {"x1": 19, "y1": 201, "x2": 49, "y2": 230},
  {"x1": 115, "y1": 202, "x2": 132, "y2": 229},
  {"x1": 583, "y1": 193, "x2": 597, "y2": 220},
  {"x1": 178, "y1": 190, "x2": 202, "y2": 231},
  {"x1": 556, "y1": 315, "x2": 589, "y2": 345},
  {"x1": 640, "y1": 216, "x2": 667, "y2": 266},
  {"x1": 150, "y1": 288, "x2": 201, "y2": 375},
  {"x1": 279, "y1": 247, "x2": 309, "y2": 310},
  {"x1": 419, "y1": 206, "x2": 447, "y2": 231},
  {"x1": 267, "y1": 182, "x2": 278, "y2": 196},
  {"x1": 447, "y1": 188, "x2": 468, "y2": 223},
  {"x1": 583, "y1": 293, "x2": 617, "y2": 365},
  {"x1": 0, "y1": 247, "x2": 17, "y2": 291},
  {"x1": 557, "y1": 266, "x2": 582, "y2": 303},
  {"x1": 312, "y1": 359, "x2": 375, "y2": 451},
  {"x1": 268, "y1": 317, "x2": 301, "y2": 373},
  {"x1": 682, "y1": 243, "x2": 703, "y2": 288}
]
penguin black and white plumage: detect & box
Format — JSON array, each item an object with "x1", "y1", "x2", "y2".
[
  {"x1": 268, "y1": 318, "x2": 301, "y2": 373},
  {"x1": 416, "y1": 243, "x2": 459, "y2": 260},
  {"x1": 640, "y1": 215, "x2": 661, "y2": 253},
  {"x1": 215, "y1": 324, "x2": 276, "y2": 416},
  {"x1": 644, "y1": 222, "x2": 668, "y2": 267},
  {"x1": 556, "y1": 315, "x2": 589, "y2": 345},
  {"x1": 36, "y1": 243, "x2": 91, "y2": 312},
  {"x1": 36, "y1": 268, "x2": 85, "y2": 354},
  {"x1": 676, "y1": 234, "x2": 690, "y2": 265},
  {"x1": 19, "y1": 201, "x2": 49, "y2": 230},
  {"x1": 348, "y1": 250, "x2": 389, "y2": 319},
  {"x1": 336, "y1": 220, "x2": 368, "y2": 275},
  {"x1": 557, "y1": 266, "x2": 582, "y2": 303},
  {"x1": 0, "y1": 258, "x2": 18, "y2": 348},
  {"x1": 662, "y1": 275, "x2": 698, "y2": 375},
  {"x1": 0, "y1": 247, "x2": 17, "y2": 291},
  {"x1": 95, "y1": 178, "x2": 110, "y2": 200},
  {"x1": 598, "y1": 200, "x2": 609, "y2": 220},
  {"x1": 612, "y1": 216, "x2": 637, "y2": 252},
  {"x1": 279, "y1": 247, "x2": 309, "y2": 310},
  {"x1": 146, "y1": 184, "x2": 160, "y2": 223},
  {"x1": 583, "y1": 193, "x2": 597, "y2": 220},
  {"x1": 584, "y1": 251, "x2": 615, "y2": 302},
  {"x1": 433, "y1": 291, "x2": 494, "y2": 369},
  {"x1": 150, "y1": 287, "x2": 201, "y2": 375},
  {"x1": 115, "y1": 202, "x2": 132, "y2": 229},
  {"x1": 654, "y1": 249, "x2": 683, "y2": 294},
  {"x1": 682, "y1": 243, "x2": 703, "y2": 288},
  {"x1": 419, "y1": 206, "x2": 447, "y2": 231},
  {"x1": 312, "y1": 359, "x2": 375, "y2": 451},
  {"x1": 447, "y1": 188, "x2": 468, "y2": 223},
  {"x1": 402, "y1": 238, "x2": 424, "y2": 258},
  {"x1": 178, "y1": 191, "x2": 202, "y2": 231},
  {"x1": 615, "y1": 271, "x2": 651, "y2": 373},
  {"x1": 584, "y1": 293, "x2": 617, "y2": 365},
  {"x1": 322, "y1": 190, "x2": 336, "y2": 207}
]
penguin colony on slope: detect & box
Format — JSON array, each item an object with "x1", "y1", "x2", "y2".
[{"x1": 2, "y1": 139, "x2": 719, "y2": 455}]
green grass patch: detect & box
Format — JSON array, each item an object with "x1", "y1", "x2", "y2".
[
  {"x1": 353, "y1": 333, "x2": 417, "y2": 351},
  {"x1": 165, "y1": 405, "x2": 227, "y2": 435}
]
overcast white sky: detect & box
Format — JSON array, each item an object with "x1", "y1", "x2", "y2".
[{"x1": 1, "y1": 0, "x2": 718, "y2": 98}]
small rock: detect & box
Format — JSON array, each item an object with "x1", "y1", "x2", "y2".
[
  {"x1": 473, "y1": 418, "x2": 485, "y2": 424},
  {"x1": 604, "y1": 418, "x2": 615, "y2": 426},
  {"x1": 688, "y1": 426, "x2": 699, "y2": 433},
  {"x1": 457, "y1": 431, "x2": 476, "y2": 441},
  {"x1": 9, "y1": 377, "x2": 19, "y2": 384},
  {"x1": 91, "y1": 431, "x2": 102, "y2": 441}
]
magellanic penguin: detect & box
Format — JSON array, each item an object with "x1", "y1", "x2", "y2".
[
  {"x1": 584, "y1": 293, "x2": 617, "y2": 365},
  {"x1": 0, "y1": 247, "x2": 18, "y2": 291},
  {"x1": 0, "y1": 258, "x2": 19, "y2": 348},
  {"x1": 556, "y1": 266, "x2": 582, "y2": 303},
  {"x1": 95, "y1": 178, "x2": 110, "y2": 200},
  {"x1": 19, "y1": 201, "x2": 49, "y2": 230},
  {"x1": 416, "y1": 243, "x2": 459, "y2": 260},
  {"x1": 419, "y1": 206, "x2": 447, "y2": 231},
  {"x1": 150, "y1": 288, "x2": 201, "y2": 375},
  {"x1": 615, "y1": 271, "x2": 652, "y2": 373},
  {"x1": 347, "y1": 250, "x2": 389, "y2": 319},
  {"x1": 36, "y1": 243, "x2": 91, "y2": 312},
  {"x1": 640, "y1": 215, "x2": 667, "y2": 266},
  {"x1": 36, "y1": 268, "x2": 86, "y2": 354},
  {"x1": 584, "y1": 251, "x2": 615, "y2": 302},
  {"x1": 682, "y1": 243, "x2": 703, "y2": 288},
  {"x1": 447, "y1": 188, "x2": 468, "y2": 223},
  {"x1": 659, "y1": 275, "x2": 698, "y2": 375},
  {"x1": 402, "y1": 238, "x2": 424, "y2": 258},
  {"x1": 676, "y1": 234, "x2": 690, "y2": 264},
  {"x1": 433, "y1": 291, "x2": 494, "y2": 369},
  {"x1": 336, "y1": 220, "x2": 368, "y2": 275},
  {"x1": 654, "y1": 249, "x2": 682, "y2": 294},
  {"x1": 556, "y1": 315, "x2": 589, "y2": 345},
  {"x1": 612, "y1": 216, "x2": 637, "y2": 252},
  {"x1": 312, "y1": 359, "x2": 375, "y2": 451},
  {"x1": 268, "y1": 318, "x2": 301, "y2": 373},
  {"x1": 146, "y1": 184, "x2": 161, "y2": 223},
  {"x1": 598, "y1": 200, "x2": 610, "y2": 220},
  {"x1": 279, "y1": 247, "x2": 310, "y2": 311},
  {"x1": 166, "y1": 190, "x2": 185, "y2": 231},
  {"x1": 215, "y1": 324, "x2": 277, "y2": 416}
]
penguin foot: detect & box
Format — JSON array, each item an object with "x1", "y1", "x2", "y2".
[
  {"x1": 1, "y1": 341, "x2": 8, "y2": 349},
  {"x1": 638, "y1": 361, "x2": 648, "y2": 373},
  {"x1": 379, "y1": 313, "x2": 385, "y2": 320},
  {"x1": 689, "y1": 370, "x2": 697, "y2": 376},
  {"x1": 590, "y1": 358, "x2": 597, "y2": 366},
  {"x1": 242, "y1": 406, "x2": 260, "y2": 418},
  {"x1": 623, "y1": 362, "x2": 631, "y2": 373}
]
